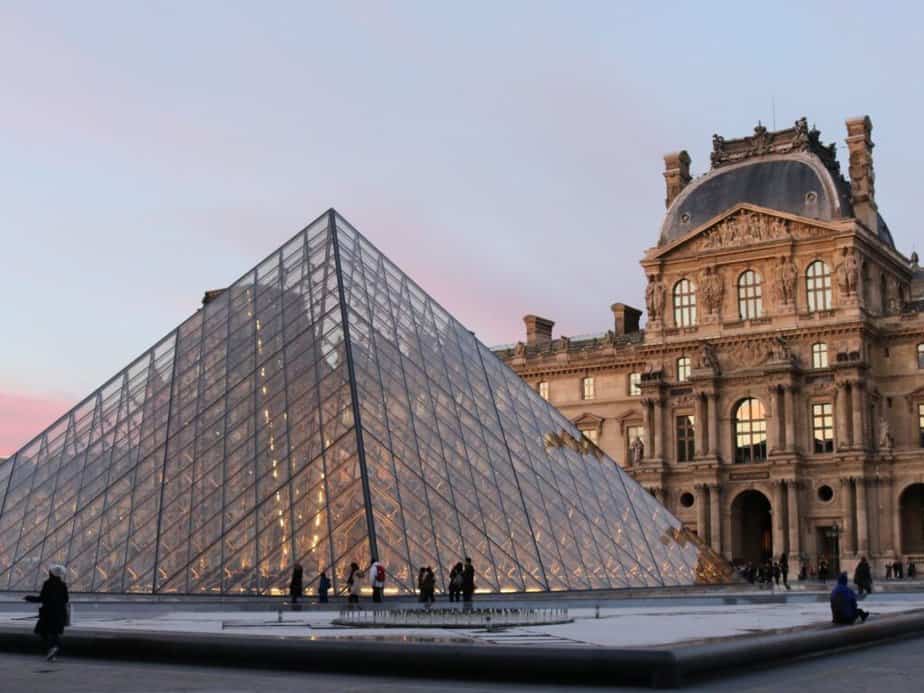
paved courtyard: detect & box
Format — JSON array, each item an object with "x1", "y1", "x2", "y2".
[
  {"x1": 3, "y1": 591, "x2": 924, "y2": 649},
  {"x1": 1, "y1": 633, "x2": 923, "y2": 692}
]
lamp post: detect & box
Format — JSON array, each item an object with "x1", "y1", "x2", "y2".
[{"x1": 824, "y1": 522, "x2": 842, "y2": 577}]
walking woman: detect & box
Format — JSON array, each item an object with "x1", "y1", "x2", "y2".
[
  {"x1": 346, "y1": 562, "x2": 363, "y2": 608},
  {"x1": 24, "y1": 564, "x2": 69, "y2": 661}
]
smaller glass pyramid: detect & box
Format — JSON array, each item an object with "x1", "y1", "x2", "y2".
[{"x1": 0, "y1": 210, "x2": 733, "y2": 595}]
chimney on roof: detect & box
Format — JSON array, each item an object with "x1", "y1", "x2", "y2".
[
  {"x1": 610, "y1": 303, "x2": 642, "y2": 336},
  {"x1": 663, "y1": 150, "x2": 691, "y2": 208},
  {"x1": 845, "y1": 116, "x2": 878, "y2": 231},
  {"x1": 523, "y1": 315, "x2": 554, "y2": 347}
]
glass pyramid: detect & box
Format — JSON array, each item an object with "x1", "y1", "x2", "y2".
[{"x1": 0, "y1": 210, "x2": 732, "y2": 595}]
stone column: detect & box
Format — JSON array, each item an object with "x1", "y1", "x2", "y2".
[
  {"x1": 784, "y1": 386, "x2": 796, "y2": 452},
  {"x1": 707, "y1": 392, "x2": 719, "y2": 459},
  {"x1": 708, "y1": 484, "x2": 722, "y2": 553},
  {"x1": 767, "y1": 385, "x2": 781, "y2": 453},
  {"x1": 786, "y1": 480, "x2": 800, "y2": 562},
  {"x1": 694, "y1": 393, "x2": 706, "y2": 457},
  {"x1": 835, "y1": 382, "x2": 849, "y2": 450},
  {"x1": 852, "y1": 381, "x2": 866, "y2": 450},
  {"x1": 840, "y1": 477, "x2": 855, "y2": 556},
  {"x1": 772, "y1": 480, "x2": 785, "y2": 559},
  {"x1": 695, "y1": 484, "x2": 708, "y2": 540},
  {"x1": 892, "y1": 480, "x2": 903, "y2": 556},
  {"x1": 856, "y1": 478, "x2": 869, "y2": 555},
  {"x1": 642, "y1": 399, "x2": 654, "y2": 456},
  {"x1": 653, "y1": 397, "x2": 664, "y2": 460}
]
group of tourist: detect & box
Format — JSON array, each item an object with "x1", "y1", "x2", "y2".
[
  {"x1": 288, "y1": 556, "x2": 477, "y2": 609},
  {"x1": 884, "y1": 558, "x2": 918, "y2": 579},
  {"x1": 738, "y1": 554, "x2": 790, "y2": 588}
]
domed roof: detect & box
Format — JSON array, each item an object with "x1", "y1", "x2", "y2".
[{"x1": 659, "y1": 120, "x2": 894, "y2": 248}]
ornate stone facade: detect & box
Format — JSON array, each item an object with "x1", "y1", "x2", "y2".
[{"x1": 496, "y1": 117, "x2": 924, "y2": 578}]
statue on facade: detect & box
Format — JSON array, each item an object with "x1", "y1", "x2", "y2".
[
  {"x1": 836, "y1": 248, "x2": 860, "y2": 297},
  {"x1": 696, "y1": 341, "x2": 721, "y2": 373},
  {"x1": 700, "y1": 267, "x2": 724, "y2": 316},
  {"x1": 513, "y1": 341, "x2": 526, "y2": 358},
  {"x1": 879, "y1": 416, "x2": 893, "y2": 450},
  {"x1": 771, "y1": 334, "x2": 795, "y2": 363},
  {"x1": 645, "y1": 275, "x2": 665, "y2": 321},
  {"x1": 773, "y1": 256, "x2": 798, "y2": 305},
  {"x1": 630, "y1": 435, "x2": 645, "y2": 465},
  {"x1": 555, "y1": 336, "x2": 570, "y2": 353}
]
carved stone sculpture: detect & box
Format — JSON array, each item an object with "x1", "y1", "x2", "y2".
[
  {"x1": 700, "y1": 267, "x2": 724, "y2": 317},
  {"x1": 836, "y1": 248, "x2": 860, "y2": 297},
  {"x1": 556, "y1": 336, "x2": 570, "y2": 353},
  {"x1": 696, "y1": 341, "x2": 721, "y2": 373},
  {"x1": 773, "y1": 257, "x2": 798, "y2": 305},
  {"x1": 645, "y1": 275, "x2": 665, "y2": 321},
  {"x1": 879, "y1": 416, "x2": 893, "y2": 450},
  {"x1": 630, "y1": 435, "x2": 645, "y2": 465}
]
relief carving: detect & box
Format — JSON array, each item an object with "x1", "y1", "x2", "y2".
[{"x1": 696, "y1": 210, "x2": 815, "y2": 252}]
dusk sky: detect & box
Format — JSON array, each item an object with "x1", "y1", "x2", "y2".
[{"x1": 2, "y1": 1, "x2": 922, "y2": 456}]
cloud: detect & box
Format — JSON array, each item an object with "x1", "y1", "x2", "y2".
[{"x1": 0, "y1": 391, "x2": 76, "y2": 458}]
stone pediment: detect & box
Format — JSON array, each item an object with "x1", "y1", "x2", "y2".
[
  {"x1": 572, "y1": 412, "x2": 605, "y2": 429},
  {"x1": 649, "y1": 203, "x2": 846, "y2": 261}
]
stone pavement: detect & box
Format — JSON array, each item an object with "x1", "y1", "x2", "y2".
[{"x1": 1, "y1": 633, "x2": 923, "y2": 692}]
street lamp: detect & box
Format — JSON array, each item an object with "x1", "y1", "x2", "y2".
[{"x1": 824, "y1": 522, "x2": 842, "y2": 577}]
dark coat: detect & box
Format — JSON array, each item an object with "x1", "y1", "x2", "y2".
[
  {"x1": 26, "y1": 575, "x2": 68, "y2": 638},
  {"x1": 462, "y1": 564, "x2": 475, "y2": 593},
  {"x1": 289, "y1": 567, "x2": 304, "y2": 597},
  {"x1": 854, "y1": 560, "x2": 872, "y2": 587},
  {"x1": 830, "y1": 574, "x2": 859, "y2": 624},
  {"x1": 318, "y1": 574, "x2": 331, "y2": 593}
]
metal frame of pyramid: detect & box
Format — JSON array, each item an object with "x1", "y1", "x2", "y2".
[{"x1": 0, "y1": 210, "x2": 733, "y2": 595}]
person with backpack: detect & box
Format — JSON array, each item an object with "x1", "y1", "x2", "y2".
[
  {"x1": 24, "y1": 564, "x2": 69, "y2": 661},
  {"x1": 448, "y1": 562, "x2": 463, "y2": 602},
  {"x1": 318, "y1": 571, "x2": 331, "y2": 603},
  {"x1": 370, "y1": 557, "x2": 385, "y2": 603}
]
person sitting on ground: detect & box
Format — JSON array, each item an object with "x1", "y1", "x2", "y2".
[{"x1": 831, "y1": 572, "x2": 869, "y2": 625}]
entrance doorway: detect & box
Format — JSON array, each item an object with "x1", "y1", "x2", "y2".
[
  {"x1": 900, "y1": 483, "x2": 924, "y2": 554},
  {"x1": 731, "y1": 490, "x2": 772, "y2": 565}
]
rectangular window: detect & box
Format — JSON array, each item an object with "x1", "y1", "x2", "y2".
[
  {"x1": 918, "y1": 344, "x2": 924, "y2": 369},
  {"x1": 676, "y1": 415, "x2": 695, "y2": 461},
  {"x1": 813, "y1": 402, "x2": 834, "y2": 453},
  {"x1": 583, "y1": 429, "x2": 599, "y2": 445},
  {"x1": 538, "y1": 381, "x2": 549, "y2": 401},
  {"x1": 676, "y1": 356, "x2": 691, "y2": 383},
  {"x1": 812, "y1": 343, "x2": 829, "y2": 369},
  {"x1": 582, "y1": 377, "x2": 595, "y2": 400},
  {"x1": 919, "y1": 403, "x2": 924, "y2": 448},
  {"x1": 629, "y1": 372, "x2": 641, "y2": 396}
]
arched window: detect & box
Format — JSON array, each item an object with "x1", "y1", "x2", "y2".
[
  {"x1": 811, "y1": 343, "x2": 828, "y2": 369},
  {"x1": 737, "y1": 270, "x2": 763, "y2": 319},
  {"x1": 734, "y1": 398, "x2": 767, "y2": 464},
  {"x1": 806, "y1": 260, "x2": 832, "y2": 312},
  {"x1": 880, "y1": 273, "x2": 889, "y2": 314},
  {"x1": 673, "y1": 278, "x2": 697, "y2": 327}
]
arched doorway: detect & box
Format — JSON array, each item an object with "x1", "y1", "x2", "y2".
[
  {"x1": 731, "y1": 490, "x2": 772, "y2": 565},
  {"x1": 900, "y1": 484, "x2": 924, "y2": 554}
]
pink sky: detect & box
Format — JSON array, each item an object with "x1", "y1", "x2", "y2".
[{"x1": 0, "y1": 391, "x2": 76, "y2": 458}]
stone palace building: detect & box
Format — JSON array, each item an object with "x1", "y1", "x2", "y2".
[{"x1": 496, "y1": 116, "x2": 924, "y2": 576}]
